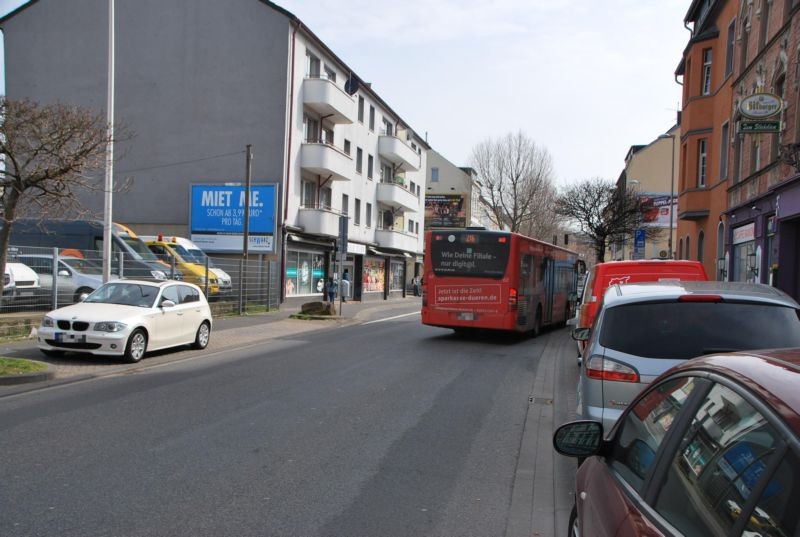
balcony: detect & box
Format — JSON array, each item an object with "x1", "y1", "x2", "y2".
[
  {"x1": 302, "y1": 76, "x2": 355, "y2": 124},
  {"x1": 376, "y1": 180, "x2": 418, "y2": 212},
  {"x1": 375, "y1": 227, "x2": 418, "y2": 252},
  {"x1": 678, "y1": 188, "x2": 710, "y2": 221},
  {"x1": 378, "y1": 134, "x2": 420, "y2": 171},
  {"x1": 300, "y1": 142, "x2": 352, "y2": 181},
  {"x1": 297, "y1": 206, "x2": 340, "y2": 237}
]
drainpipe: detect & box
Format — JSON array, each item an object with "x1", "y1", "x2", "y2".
[{"x1": 281, "y1": 20, "x2": 301, "y2": 302}]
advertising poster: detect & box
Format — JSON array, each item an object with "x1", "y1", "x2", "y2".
[
  {"x1": 363, "y1": 258, "x2": 385, "y2": 292},
  {"x1": 639, "y1": 194, "x2": 676, "y2": 228},
  {"x1": 424, "y1": 194, "x2": 466, "y2": 228},
  {"x1": 190, "y1": 184, "x2": 277, "y2": 253}
]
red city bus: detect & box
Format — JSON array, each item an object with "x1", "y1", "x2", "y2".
[{"x1": 421, "y1": 229, "x2": 585, "y2": 334}]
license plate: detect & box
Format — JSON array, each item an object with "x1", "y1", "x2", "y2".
[
  {"x1": 55, "y1": 333, "x2": 85, "y2": 343},
  {"x1": 19, "y1": 290, "x2": 34, "y2": 296},
  {"x1": 457, "y1": 312, "x2": 475, "y2": 321}
]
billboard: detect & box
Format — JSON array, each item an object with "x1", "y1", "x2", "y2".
[
  {"x1": 190, "y1": 184, "x2": 277, "y2": 253},
  {"x1": 639, "y1": 193, "x2": 676, "y2": 228},
  {"x1": 424, "y1": 194, "x2": 466, "y2": 228}
]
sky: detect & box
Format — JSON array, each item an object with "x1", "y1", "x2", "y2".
[{"x1": 0, "y1": 0, "x2": 690, "y2": 186}]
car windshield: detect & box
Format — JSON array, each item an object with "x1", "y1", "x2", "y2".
[
  {"x1": 120, "y1": 236, "x2": 161, "y2": 261},
  {"x1": 185, "y1": 248, "x2": 216, "y2": 268},
  {"x1": 599, "y1": 301, "x2": 800, "y2": 359},
  {"x1": 84, "y1": 282, "x2": 159, "y2": 308},
  {"x1": 169, "y1": 244, "x2": 194, "y2": 263},
  {"x1": 61, "y1": 257, "x2": 103, "y2": 275}
]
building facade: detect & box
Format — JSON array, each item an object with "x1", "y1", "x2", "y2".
[
  {"x1": 424, "y1": 150, "x2": 489, "y2": 231},
  {"x1": 0, "y1": 0, "x2": 429, "y2": 302}
]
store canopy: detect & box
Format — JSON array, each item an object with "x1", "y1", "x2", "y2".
[
  {"x1": 368, "y1": 247, "x2": 406, "y2": 258},
  {"x1": 287, "y1": 233, "x2": 334, "y2": 248}
]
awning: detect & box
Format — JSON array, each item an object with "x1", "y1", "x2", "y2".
[
  {"x1": 287, "y1": 233, "x2": 334, "y2": 248},
  {"x1": 368, "y1": 247, "x2": 412, "y2": 258}
]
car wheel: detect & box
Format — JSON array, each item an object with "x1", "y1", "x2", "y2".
[
  {"x1": 73, "y1": 287, "x2": 93, "y2": 303},
  {"x1": 40, "y1": 349, "x2": 65, "y2": 358},
  {"x1": 568, "y1": 504, "x2": 579, "y2": 537},
  {"x1": 192, "y1": 321, "x2": 211, "y2": 350},
  {"x1": 124, "y1": 329, "x2": 147, "y2": 363}
]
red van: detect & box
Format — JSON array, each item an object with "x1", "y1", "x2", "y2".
[{"x1": 575, "y1": 260, "x2": 708, "y2": 358}]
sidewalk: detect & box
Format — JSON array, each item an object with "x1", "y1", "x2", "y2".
[{"x1": 0, "y1": 296, "x2": 421, "y2": 396}]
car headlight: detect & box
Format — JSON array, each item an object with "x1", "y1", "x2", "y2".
[
  {"x1": 94, "y1": 321, "x2": 128, "y2": 332},
  {"x1": 151, "y1": 270, "x2": 167, "y2": 280},
  {"x1": 41, "y1": 316, "x2": 55, "y2": 328}
]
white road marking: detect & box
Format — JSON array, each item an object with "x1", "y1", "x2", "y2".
[{"x1": 361, "y1": 312, "x2": 420, "y2": 325}]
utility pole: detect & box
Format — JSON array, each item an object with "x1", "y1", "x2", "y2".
[
  {"x1": 102, "y1": 0, "x2": 115, "y2": 283},
  {"x1": 241, "y1": 144, "x2": 252, "y2": 313}
]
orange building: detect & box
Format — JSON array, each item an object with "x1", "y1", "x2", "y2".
[
  {"x1": 675, "y1": 0, "x2": 737, "y2": 280},
  {"x1": 677, "y1": 0, "x2": 800, "y2": 301}
]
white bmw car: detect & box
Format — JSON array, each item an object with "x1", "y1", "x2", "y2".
[{"x1": 37, "y1": 280, "x2": 213, "y2": 363}]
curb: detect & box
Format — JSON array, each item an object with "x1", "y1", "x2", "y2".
[{"x1": 0, "y1": 361, "x2": 56, "y2": 385}]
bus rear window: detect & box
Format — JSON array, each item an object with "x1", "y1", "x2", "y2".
[{"x1": 430, "y1": 232, "x2": 510, "y2": 278}]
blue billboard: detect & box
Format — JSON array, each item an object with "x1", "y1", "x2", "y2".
[{"x1": 190, "y1": 184, "x2": 277, "y2": 253}]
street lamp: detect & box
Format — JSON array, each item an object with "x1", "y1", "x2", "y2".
[{"x1": 659, "y1": 133, "x2": 676, "y2": 259}]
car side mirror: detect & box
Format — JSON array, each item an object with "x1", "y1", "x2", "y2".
[
  {"x1": 57, "y1": 269, "x2": 71, "y2": 277},
  {"x1": 161, "y1": 299, "x2": 176, "y2": 308},
  {"x1": 571, "y1": 327, "x2": 590, "y2": 341},
  {"x1": 553, "y1": 420, "x2": 604, "y2": 458}
]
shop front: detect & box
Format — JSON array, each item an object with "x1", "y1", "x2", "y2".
[{"x1": 284, "y1": 234, "x2": 333, "y2": 299}]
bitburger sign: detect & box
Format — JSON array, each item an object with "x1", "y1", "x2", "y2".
[{"x1": 739, "y1": 92, "x2": 783, "y2": 119}]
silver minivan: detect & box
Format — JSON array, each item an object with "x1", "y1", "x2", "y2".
[
  {"x1": 574, "y1": 281, "x2": 800, "y2": 431},
  {"x1": 16, "y1": 254, "x2": 105, "y2": 306}
]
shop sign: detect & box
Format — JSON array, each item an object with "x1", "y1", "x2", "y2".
[
  {"x1": 739, "y1": 93, "x2": 783, "y2": 119},
  {"x1": 347, "y1": 242, "x2": 366, "y2": 255},
  {"x1": 733, "y1": 222, "x2": 755, "y2": 245},
  {"x1": 738, "y1": 120, "x2": 781, "y2": 133}
]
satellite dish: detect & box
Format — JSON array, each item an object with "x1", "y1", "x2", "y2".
[{"x1": 345, "y1": 74, "x2": 359, "y2": 95}]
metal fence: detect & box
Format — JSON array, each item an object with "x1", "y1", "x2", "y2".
[{"x1": 2, "y1": 244, "x2": 280, "y2": 315}]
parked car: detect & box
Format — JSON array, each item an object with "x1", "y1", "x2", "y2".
[
  {"x1": 37, "y1": 280, "x2": 212, "y2": 363},
  {"x1": 6, "y1": 262, "x2": 41, "y2": 304},
  {"x1": 16, "y1": 254, "x2": 105, "y2": 306},
  {"x1": 554, "y1": 348, "x2": 800, "y2": 537},
  {"x1": 2, "y1": 267, "x2": 16, "y2": 307},
  {"x1": 574, "y1": 281, "x2": 800, "y2": 431},
  {"x1": 143, "y1": 238, "x2": 221, "y2": 296},
  {"x1": 139, "y1": 235, "x2": 233, "y2": 293},
  {"x1": 574, "y1": 260, "x2": 708, "y2": 362}
]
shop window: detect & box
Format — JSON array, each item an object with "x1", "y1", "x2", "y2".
[
  {"x1": 285, "y1": 249, "x2": 325, "y2": 296},
  {"x1": 363, "y1": 257, "x2": 385, "y2": 293},
  {"x1": 390, "y1": 259, "x2": 404, "y2": 291}
]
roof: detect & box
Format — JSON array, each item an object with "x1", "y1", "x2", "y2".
[
  {"x1": 670, "y1": 349, "x2": 800, "y2": 432},
  {"x1": 603, "y1": 280, "x2": 800, "y2": 308}
]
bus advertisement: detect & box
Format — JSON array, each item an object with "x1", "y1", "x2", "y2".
[{"x1": 421, "y1": 229, "x2": 585, "y2": 334}]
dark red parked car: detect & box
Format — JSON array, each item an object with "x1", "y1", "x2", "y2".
[{"x1": 554, "y1": 348, "x2": 800, "y2": 537}]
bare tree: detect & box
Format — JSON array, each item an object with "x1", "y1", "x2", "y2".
[
  {"x1": 469, "y1": 131, "x2": 558, "y2": 235},
  {"x1": 0, "y1": 98, "x2": 127, "y2": 283},
  {"x1": 556, "y1": 178, "x2": 658, "y2": 263}
]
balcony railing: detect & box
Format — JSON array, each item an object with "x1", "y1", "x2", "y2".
[
  {"x1": 300, "y1": 141, "x2": 352, "y2": 181},
  {"x1": 303, "y1": 75, "x2": 355, "y2": 124},
  {"x1": 377, "y1": 134, "x2": 420, "y2": 171}
]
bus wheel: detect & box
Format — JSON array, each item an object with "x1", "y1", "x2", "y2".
[{"x1": 532, "y1": 306, "x2": 543, "y2": 338}]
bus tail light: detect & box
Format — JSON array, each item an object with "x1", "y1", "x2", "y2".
[
  {"x1": 508, "y1": 288, "x2": 518, "y2": 310},
  {"x1": 585, "y1": 356, "x2": 639, "y2": 383}
]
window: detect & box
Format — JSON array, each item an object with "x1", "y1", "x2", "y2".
[
  {"x1": 740, "y1": 18, "x2": 750, "y2": 73},
  {"x1": 760, "y1": 0, "x2": 770, "y2": 50},
  {"x1": 302, "y1": 180, "x2": 316, "y2": 208},
  {"x1": 408, "y1": 219, "x2": 414, "y2": 233},
  {"x1": 381, "y1": 163, "x2": 392, "y2": 182},
  {"x1": 322, "y1": 126, "x2": 333, "y2": 146},
  {"x1": 717, "y1": 221, "x2": 725, "y2": 276},
  {"x1": 702, "y1": 48, "x2": 712, "y2": 95},
  {"x1": 608, "y1": 377, "x2": 702, "y2": 493},
  {"x1": 431, "y1": 167, "x2": 440, "y2": 182},
  {"x1": 356, "y1": 147, "x2": 363, "y2": 174},
  {"x1": 178, "y1": 285, "x2": 199, "y2": 304},
  {"x1": 415, "y1": 222, "x2": 419, "y2": 234},
  {"x1": 751, "y1": 139, "x2": 761, "y2": 173},
  {"x1": 306, "y1": 52, "x2": 320, "y2": 77},
  {"x1": 686, "y1": 236, "x2": 691, "y2": 260},
  {"x1": 698, "y1": 139, "x2": 708, "y2": 187},
  {"x1": 747, "y1": 449, "x2": 800, "y2": 536},
  {"x1": 342, "y1": 194, "x2": 349, "y2": 215},
  {"x1": 358, "y1": 96, "x2": 364, "y2": 123},
  {"x1": 697, "y1": 230, "x2": 704, "y2": 263},
  {"x1": 320, "y1": 187, "x2": 332, "y2": 209},
  {"x1": 654, "y1": 383, "x2": 788, "y2": 537},
  {"x1": 344, "y1": 139, "x2": 351, "y2": 155},
  {"x1": 382, "y1": 117, "x2": 393, "y2": 135},
  {"x1": 367, "y1": 155, "x2": 374, "y2": 179},
  {"x1": 772, "y1": 75, "x2": 786, "y2": 161},
  {"x1": 304, "y1": 116, "x2": 319, "y2": 143},
  {"x1": 720, "y1": 122, "x2": 730, "y2": 179},
  {"x1": 323, "y1": 64, "x2": 336, "y2": 82},
  {"x1": 366, "y1": 203, "x2": 372, "y2": 227},
  {"x1": 161, "y1": 285, "x2": 181, "y2": 305},
  {"x1": 369, "y1": 106, "x2": 375, "y2": 131},
  {"x1": 354, "y1": 199, "x2": 361, "y2": 225},
  {"x1": 725, "y1": 19, "x2": 736, "y2": 76}
]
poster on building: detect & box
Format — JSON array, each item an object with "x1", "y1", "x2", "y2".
[
  {"x1": 638, "y1": 193, "x2": 676, "y2": 227},
  {"x1": 363, "y1": 258, "x2": 385, "y2": 293},
  {"x1": 189, "y1": 184, "x2": 277, "y2": 253},
  {"x1": 424, "y1": 194, "x2": 466, "y2": 228}
]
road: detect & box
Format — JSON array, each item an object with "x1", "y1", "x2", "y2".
[{"x1": 0, "y1": 306, "x2": 579, "y2": 537}]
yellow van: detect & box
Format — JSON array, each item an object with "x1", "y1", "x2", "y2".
[{"x1": 145, "y1": 238, "x2": 220, "y2": 296}]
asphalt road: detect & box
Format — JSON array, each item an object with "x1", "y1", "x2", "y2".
[{"x1": 0, "y1": 309, "x2": 579, "y2": 537}]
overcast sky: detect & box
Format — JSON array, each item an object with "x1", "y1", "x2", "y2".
[{"x1": 0, "y1": 0, "x2": 690, "y2": 186}]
